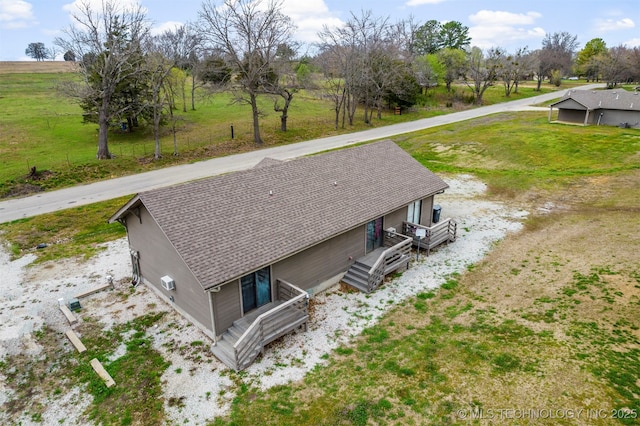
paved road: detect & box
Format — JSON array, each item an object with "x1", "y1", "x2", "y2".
[{"x1": 0, "y1": 84, "x2": 603, "y2": 223}]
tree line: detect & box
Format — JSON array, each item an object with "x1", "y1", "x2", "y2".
[{"x1": 37, "y1": 0, "x2": 640, "y2": 160}]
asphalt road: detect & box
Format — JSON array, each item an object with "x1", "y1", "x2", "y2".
[{"x1": 0, "y1": 84, "x2": 603, "y2": 224}]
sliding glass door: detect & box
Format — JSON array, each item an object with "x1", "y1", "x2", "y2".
[{"x1": 241, "y1": 266, "x2": 271, "y2": 314}]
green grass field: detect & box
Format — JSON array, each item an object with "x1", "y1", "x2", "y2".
[{"x1": 0, "y1": 64, "x2": 561, "y2": 198}]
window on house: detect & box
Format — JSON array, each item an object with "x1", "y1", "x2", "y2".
[{"x1": 407, "y1": 200, "x2": 422, "y2": 224}]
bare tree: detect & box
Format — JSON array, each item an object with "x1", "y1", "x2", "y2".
[
  {"x1": 392, "y1": 15, "x2": 421, "y2": 58},
  {"x1": 534, "y1": 32, "x2": 578, "y2": 90},
  {"x1": 464, "y1": 47, "x2": 500, "y2": 105},
  {"x1": 144, "y1": 28, "x2": 189, "y2": 159},
  {"x1": 266, "y1": 42, "x2": 302, "y2": 132},
  {"x1": 318, "y1": 10, "x2": 395, "y2": 126},
  {"x1": 315, "y1": 48, "x2": 347, "y2": 130},
  {"x1": 169, "y1": 23, "x2": 203, "y2": 111},
  {"x1": 55, "y1": 0, "x2": 149, "y2": 159},
  {"x1": 600, "y1": 45, "x2": 632, "y2": 88},
  {"x1": 199, "y1": 0, "x2": 296, "y2": 145},
  {"x1": 495, "y1": 46, "x2": 531, "y2": 97}
]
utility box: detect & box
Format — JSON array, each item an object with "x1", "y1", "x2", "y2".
[
  {"x1": 161, "y1": 275, "x2": 175, "y2": 291},
  {"x1": 432, "y1": 205, "x2": 442, "y2": 223},
  {"x1": 68, "y1": 298, "x2": 81, "y2": 311}
]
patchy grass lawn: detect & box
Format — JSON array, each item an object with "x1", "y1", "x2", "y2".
[{"x1": 0, "y1": 196, "x2": 129, "y2": 262}]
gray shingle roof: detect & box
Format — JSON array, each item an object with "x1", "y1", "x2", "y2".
[
  {"x1": 551, "y1": 89, "x2": 640, "y2": 111},
  {"x1": 114, "y1": 141, "x2": 449, "y2": 290}
]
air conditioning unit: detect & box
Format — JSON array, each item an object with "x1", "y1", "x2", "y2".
[{"x1": 161, "y1": 275, "x2": 175, "y2": 291}]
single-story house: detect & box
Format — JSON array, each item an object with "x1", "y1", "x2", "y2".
[
  {"x1": 109, "y1": 141, "x2": 455, "y2": 370},
  {"x1": 548, "y1": 89, "x2": 640, "y2": 128}
]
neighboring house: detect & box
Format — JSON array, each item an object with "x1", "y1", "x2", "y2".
[
  {"x1": 109, "y1": 141, "x2": 455, "y2": 370},
  {"x1": 548, "y1": 89, "x2": 640, "y2": 128}
]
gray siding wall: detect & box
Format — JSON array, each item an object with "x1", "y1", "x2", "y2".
[
  {"x1": 556, "y1": 99, "x2": 585, "y2": 110},
  {"x1": 591, "y1": 110, "x2": 640, "y2": 128},
  {"x1": 126, "y1": 206, "x2": 212, "y2": 333},
  {"x1": 213, "y1": 280, "x2": 241, "y2": 336},
  {"x1": 272, "y1": 225, "x2": 366, "y2": 291},
  {"x1": 421, "y1": 196, "x2": 435, "y2": 226},
  {"x1": 385, "y1": 206, "x2": 407, "y2": 232}
]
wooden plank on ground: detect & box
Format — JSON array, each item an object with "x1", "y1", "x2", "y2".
[
  {"x1": 75, "y1": 283, "x2": 112, "y2": 299},
  {"x1": 59, "y1": 304, "x2": 77, "y2": 325},
  {"x1": 65, "y1": 329, "x2": 86, "y2": 353},
  {"x1": 90, "y1": 358, "x2": 116, "y2": 388}
]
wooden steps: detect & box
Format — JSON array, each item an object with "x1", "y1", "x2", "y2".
[{"x1": 212, "y1": 302, "x2": 308, "y2": 370}]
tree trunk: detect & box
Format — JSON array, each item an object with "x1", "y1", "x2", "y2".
[
  {"x1": 250, "y1": 93, "x2": 263, "y2": 144},
  {"x1": 182, "y1": 86, "x2": 187, "y2": 113},
  {"x1": 173, "y1": 122, "x2": 178, "y2": 156},
  {"x1": 191, "y1": 74, "x2": 196, "y2": 111},
  {"x1": 153, "y1": 107, "x2": 162, "y2": 160},
  {"x1": 96, "y1": 105, "x2": 111, "y2": 159}
]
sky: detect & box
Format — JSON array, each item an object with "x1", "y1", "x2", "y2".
[{"x1": 0, "y1": 0, "x2": 639, "y2": 61}]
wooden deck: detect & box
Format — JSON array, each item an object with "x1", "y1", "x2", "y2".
[
  {"x1": 403, "y1": 219, "x2": 457, "y2": 255},
  {"x1": 358, "y1": 247, "x2": 388, "y2": 268},
  {"x1": 212, "y1": 279, "x2": 308, "y2": 370},
  {"x1": 342, "y1": 231, "x2": 412, "y2": 293}
]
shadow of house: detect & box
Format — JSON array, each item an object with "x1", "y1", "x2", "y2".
[
  {"x1": 548, "y1": 89, "x2": 640, "y2": 128},
  {"x1": 109, "y1": 141, "x2": 454, "y2": 370}
]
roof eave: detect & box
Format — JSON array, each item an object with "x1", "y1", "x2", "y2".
[{"x1": 108, "y1": 194, "x2": 142, "y2": 223}]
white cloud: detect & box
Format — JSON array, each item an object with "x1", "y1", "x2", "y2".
[
  {"x1": 467, "y1": 10, "x2": 544, "y2": 50},
  {"x1": 63, "y1": 0, "x2": 143, "y2": 14},
  {"x1": 470, "y1": 10, "x2": 541, "y2": 26},
  {"x1": 0, "y1": 0, "x2": 37, "y2": 29},
  {"x1": 281, "y1": 0, "x2": 344, "y2": 44},
  {"x1": 405, "y1": 0, "x2": 447, "y2": 6},
  {"x1": 594, "y1": 17, "x2": 635, "y2": 32},
  {"x1": 150, "y1": 20, "x2": 183, "y2": 36},
  {"x1": 623, "y1": 37, "x2": 640, "y2": 47}
]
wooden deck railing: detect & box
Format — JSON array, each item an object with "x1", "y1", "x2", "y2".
[
  {"x1": 403, "y1": 219, "x2": 457, "y2": 255},
  {"x1": 233, "y1": 279, "x2": 308, "y2": 370},
  {"x1": 366, "y1": 231, "x2": 413, "y2": 292}
]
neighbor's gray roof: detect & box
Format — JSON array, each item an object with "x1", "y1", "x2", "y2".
[
  {"x1": 112, "y1": 141, "x2": 449, "y2": 290},
  {"x1": 252, "y1": 157, "x2": 284, "y2": 169},
  {"x1": 550, "y1": 89, "x2": 640, "y2": 111}
]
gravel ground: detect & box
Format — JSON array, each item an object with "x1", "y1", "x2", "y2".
[{"x1": 0, "y1": 174, "x2": 527, "y2": 425}]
